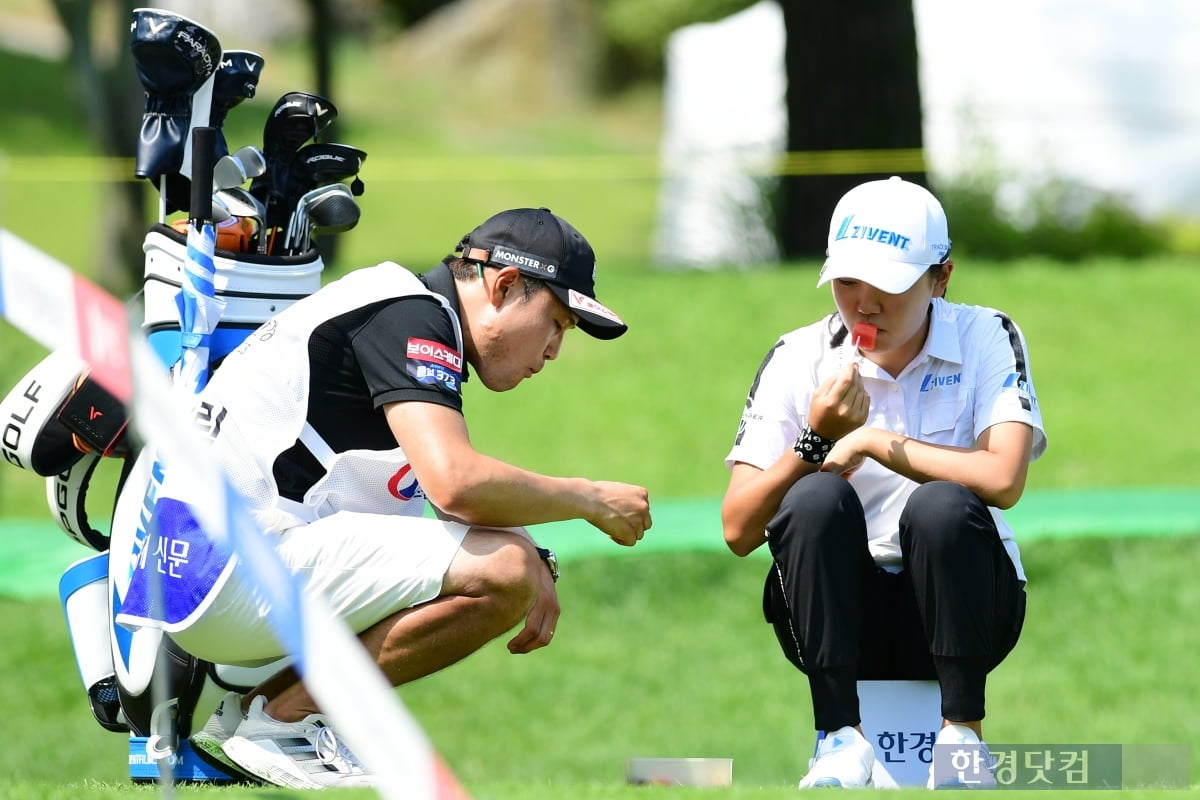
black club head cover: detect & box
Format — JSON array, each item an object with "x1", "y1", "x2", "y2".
[{"x1": 130, "y1": 8, "x2": 222, "y2": 185}]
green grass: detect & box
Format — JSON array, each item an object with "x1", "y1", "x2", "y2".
[
  {"x1": 2, "y1": 29, "x2": 1198, "y2": 800},
  {"x1": 5, "y1": 260, "x2": 1199, "y2": 521},
  {"x1": 1, "y1": 540, "x2": 1197, "y2": 797}
]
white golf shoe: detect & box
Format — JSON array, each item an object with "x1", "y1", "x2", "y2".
[
  {"x1": 927, "y1": 723, "x2": 998, "y2": 789},
  {"x1": 221, "y1": 695, "x2": 375, "y2": 789},
  {"x1": 189, "y1": 691, "x2": 259, "y2": 782},
  {"x1": 799, "y1": 725, "x2": 875, "y2": 789}
]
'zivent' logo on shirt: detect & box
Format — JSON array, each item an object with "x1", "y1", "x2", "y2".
[{"x1": 920, "y1": 372, "x2": 961, "y2": 392}]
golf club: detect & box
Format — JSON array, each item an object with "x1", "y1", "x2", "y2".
[
  {"x1": 253, "y1": 91, "x2": 339, "y2": 249},
  {"x1": 284, "y1": 183, "x2": 359, "y2": 254},
  {"x1": 213, "y1": 145, "x2": 267, "y2": 191}
]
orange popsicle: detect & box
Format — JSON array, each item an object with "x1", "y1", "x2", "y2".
[{"x1": 851, "y1": 322, "x2": 878, "y2": 351}]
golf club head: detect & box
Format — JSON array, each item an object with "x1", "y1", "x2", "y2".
[
  {"x1": 262, "y1": 91, "x2": 338, "y2": 162},
  {"x1": 294, "y1": 142, "x2": 367, "y2": 185},
  {"x1": 213, "y1": 145, "x2": 267, "y2": 190},
  {"x1": 129, "y1": 7, "x2": 222, "y2": 184},
  {"x1": 257, "y1": 92, "x2": 340, "y2": 229},
  {"x1": 289, "y1": 183, "x2": 360, "y2": 253},
  {"x1": 307, "y1": 184, "x2": 361, "y2": 234},
  {"x1": 275, "y1": 142, "x2": 368, "y2": 228},
  {"x1": 211, "y1": 50, "x2": 266, "y2": 158},
  {"x1": 214, "y1": 188, "x2": 263, "y2": 220},
  {"x1": 209, "y1": 199, "x2": 232, "y2": 223}
]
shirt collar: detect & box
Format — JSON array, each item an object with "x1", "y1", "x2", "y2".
[
  {"x1": 419, "y1": 261, "x2": 462, "y2": 318},
  {"x1": 881, "y1": 299, "x2": 961, "y2": 381},
  {"x1": 419, "y1": 261, "x2": 470, "y2": 384},
  {"x1": 925, "y1": 297, "x2": 963, "y2": 365}
]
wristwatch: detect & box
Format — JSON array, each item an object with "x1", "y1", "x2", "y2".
[{"x1": 535, "y1": 547, "x2": 559, "y2": 582}]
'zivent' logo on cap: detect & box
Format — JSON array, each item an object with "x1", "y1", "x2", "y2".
[{"x1": 834, "y1": 215, "x2": 911, "y2": 251}]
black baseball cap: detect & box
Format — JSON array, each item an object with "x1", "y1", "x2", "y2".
[{"x1": 457, "y1": 207, "x2": 627, "y2": 340}]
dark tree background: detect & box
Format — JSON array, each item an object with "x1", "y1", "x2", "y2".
[
  {"x1": 778, "y1": 0, "x2": 926, "y2": 258},
  {"x1": 50, "y1": 0, "x2": 143, "y2": 293},
  {"x1": 52, "y1": 0, "x2": 926, "y2": 284}
]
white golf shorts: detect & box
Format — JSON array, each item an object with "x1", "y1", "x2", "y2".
[{"x1": 168, "y1": 511, "x2": 469, "y2": 666}]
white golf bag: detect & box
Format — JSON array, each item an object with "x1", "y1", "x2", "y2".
[{"x1": 3, "y1": 224, "x2": 323, "y2": 781}]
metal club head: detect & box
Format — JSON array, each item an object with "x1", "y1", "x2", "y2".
[
  {"x1": 288, "y1": 183, "x2": 360, "y2": 253},
  {"x1": 213, "y1": 145, "x2": 267, "y2": 191},
  {"x1": 308, "y1": 184, "x2": 361, "y2": 234},
  {"x1": 275, "y1": 142, "x2": 367, "y2": 228},
  {"x1": 214, "y1": 187, "x2": 264, "y2": 220},
  {"x1": 208, "y1": 198, "x2": 233, "y2": 224}
]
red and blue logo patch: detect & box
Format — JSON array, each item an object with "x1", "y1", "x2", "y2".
[
  {"x1": 406, "y1": 337, "x2": 462, "y2": 393},
  {"x1": 387, "y1": 463, "x2": 421, "y2": 501}
]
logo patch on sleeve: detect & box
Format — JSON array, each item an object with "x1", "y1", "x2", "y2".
[
  {"x1": 1001, "y1": 371, "x2": 1036, "y2": 408},
  {"x1": 406, "y1": 337, "x2": 463, "y2": 392}
]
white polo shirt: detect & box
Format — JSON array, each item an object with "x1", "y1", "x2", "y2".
[{"x1": 725, "y1": 298, "x2": 1046, "y2": 581}]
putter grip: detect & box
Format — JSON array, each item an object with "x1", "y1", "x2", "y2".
[{"x1": 189, "y1": 126, "x2": 217, "y2": 223}]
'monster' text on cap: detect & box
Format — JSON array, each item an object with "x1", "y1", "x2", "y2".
[{"x1": 494, "y1": 247, "x2": 558, "y2": 277}]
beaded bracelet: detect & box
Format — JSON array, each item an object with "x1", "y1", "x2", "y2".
[{"x1": 793, "y1": 425, "x2": 836, "y2": 465}]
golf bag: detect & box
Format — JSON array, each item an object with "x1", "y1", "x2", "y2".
[
  {"x1": 1, "y1": 223, "x2": 324, "y2": 781},
  {"x1": 1, "y1": 5, "x2": 359, "y2": 781},
  {"x1": 111, "y1": 223, "x2": 323, "y2": 780},
  {"x1": 0, "y1": 220, "x2": 323, "y2": 780}
]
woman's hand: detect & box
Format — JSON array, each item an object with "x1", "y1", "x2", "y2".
[
  {"x1": 808, "y1": 361, "x2": 870, "y2": 439},
  {"x1": 820, "y1": 427, "x2": 872, "y2": 478}
]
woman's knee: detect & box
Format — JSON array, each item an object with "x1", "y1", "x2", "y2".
[
  {"x1": 771, "y1": 472, "x2": 861, "y2": 548},
  {"x1": 901, "y1": 481, "x2": 988, "y2": 552}
]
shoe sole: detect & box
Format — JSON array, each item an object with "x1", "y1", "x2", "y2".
[
  {"x1": 800, "y1": 777, "x2": 874, "y2": 789},
  {"x1": 189, "y1": 732, "x2": 263, "y2": 784},
  {"x1": 222, "y1": 735, "x2": 324, "y2": 790},
  {"x1": 933, "y1": 779, "x2": 996, "y2": 790}
]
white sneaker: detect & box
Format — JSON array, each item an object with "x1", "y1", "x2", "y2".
[
  {"x1": 927, "y1": 724, "x2": 998, "y2": 789},
  {"x1": 221, "y1": 695, "x2": 376, "y2": 789},
  {"x1": 189, "y1": 691, "x2": 259, "y2": 782},
  {"x1": 799, "y1": 725, "x2": 875, "y2": 789}
]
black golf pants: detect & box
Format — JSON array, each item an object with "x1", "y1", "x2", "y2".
[{"x1": 762, "y1": 472, "x2": 1026, "y2": 732}]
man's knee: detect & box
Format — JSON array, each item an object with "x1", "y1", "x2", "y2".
[{"x1": 458, "y1": 530, "x2": 540, "y2": 619}]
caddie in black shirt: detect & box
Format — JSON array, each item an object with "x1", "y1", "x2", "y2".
[{"x1": 115, "y1": 207, "x2": 652, "y2": 788}]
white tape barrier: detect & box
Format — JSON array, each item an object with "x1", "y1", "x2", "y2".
[
  {"x1": 0, "y1": 228, "x2": 466, "y2": 800},
  {"x1": 0, "y1": 229, "x2": 131, "y2": 403}
]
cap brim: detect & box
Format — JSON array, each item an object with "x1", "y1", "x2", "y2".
[
  {"x1": 816, "y1": 256, "x2": 927, "y2": 295},
  {"x1": 547, "y1": 285, "x2": 627, "y2": 340}
]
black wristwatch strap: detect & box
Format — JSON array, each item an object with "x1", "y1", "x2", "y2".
[{"x1": 535, "y1": 546, "x2": 559, "y2": 582}]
